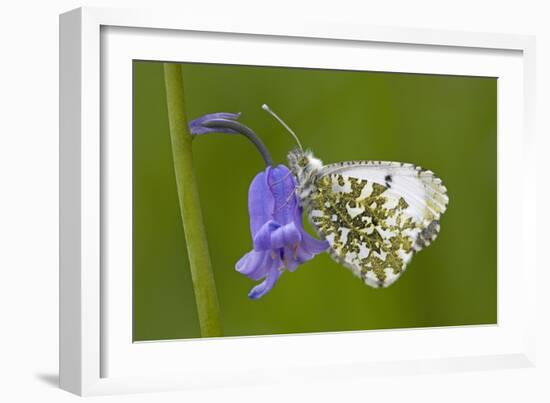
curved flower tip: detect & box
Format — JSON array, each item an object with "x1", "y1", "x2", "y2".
[
  {"x1": 236, "y1": 164, "x2": 329, "y2": 300},
  {"x1": 189, "y1": 112, "x2": 241, "y2": 135}
]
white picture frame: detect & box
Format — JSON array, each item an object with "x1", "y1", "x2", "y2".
[{"x1": 59, "y1": 6, "x2": 537, "y2": 396}]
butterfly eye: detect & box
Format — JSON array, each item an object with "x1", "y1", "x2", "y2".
[{"x1": 298, "y1": 157, "x2": 309, "y2": 168}]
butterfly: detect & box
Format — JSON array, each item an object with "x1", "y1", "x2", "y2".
[{"x1": 263, "y1": 104, "x2": 449, "y2": 288}]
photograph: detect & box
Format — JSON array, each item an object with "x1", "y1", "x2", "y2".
[
  {"x1": 2, "y1": 0, "x2": 545, "y2": 400},
  {"x1": 132, "y1": 60, "x2": 497, "y2": 341}
]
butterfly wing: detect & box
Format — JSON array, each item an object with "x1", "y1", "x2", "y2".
[{"x1": 307, "y1": 161, "x2": 448, "y2": 288}]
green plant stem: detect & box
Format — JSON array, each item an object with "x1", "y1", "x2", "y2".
[{"x1": 163, "y1": 63, "x2": 223, "y2": 337}]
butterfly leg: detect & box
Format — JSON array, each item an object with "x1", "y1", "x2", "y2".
[
  {"x1": 267, "y1": 170, "x2": 293, "y2": 190},
  {"x1": 274, "y1": 186, "x2": 299, "y2": 213}
]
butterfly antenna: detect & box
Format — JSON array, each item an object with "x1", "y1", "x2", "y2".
[{"x1": 262, "y1": 104, "x2": 303, "y2": 151}]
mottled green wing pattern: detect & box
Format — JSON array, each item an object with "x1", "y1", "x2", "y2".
[{"x1": 308, "y1": 168, "x2": 446, "y2": 287}]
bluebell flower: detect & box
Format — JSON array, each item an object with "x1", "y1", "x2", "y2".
[
  {"x1": 189, "y1": 112, "x2": 326, "y2": 299},
  {"x1": 236, "y1": 165, "x2": 329, "y2": 299}
]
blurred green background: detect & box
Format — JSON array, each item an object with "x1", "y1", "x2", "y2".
[{"x1": 133, "y1": 61, "x2": 497, "y2": 341}]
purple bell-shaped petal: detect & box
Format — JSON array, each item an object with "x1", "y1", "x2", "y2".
[{"x1": 236, "y1": 165, "x2": 329, "y2": 299}]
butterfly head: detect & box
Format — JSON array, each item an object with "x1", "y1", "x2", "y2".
[{"x1": 287, "y1": 148, "x2": 323, "y2": 200}]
